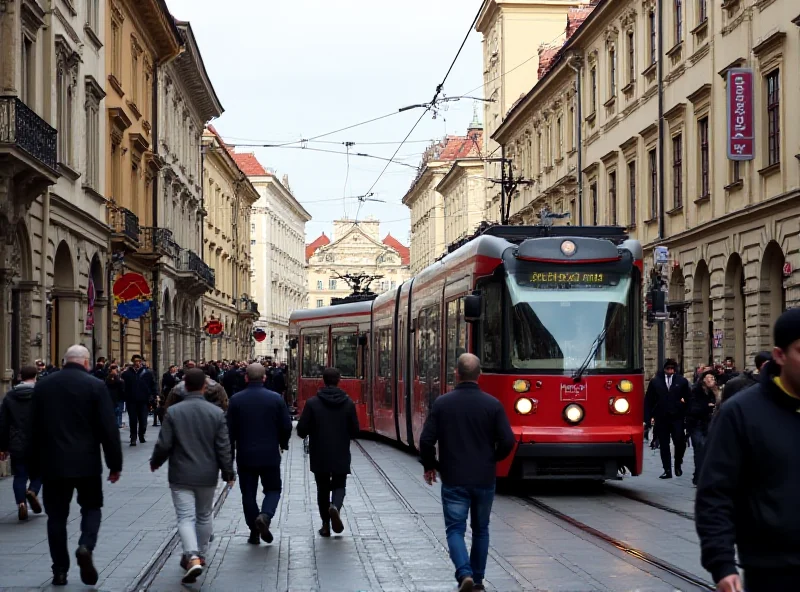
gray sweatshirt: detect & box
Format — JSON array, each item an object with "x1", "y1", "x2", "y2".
[{"x1": 150, "y1": 392, "x2": 234, "y2": 487}]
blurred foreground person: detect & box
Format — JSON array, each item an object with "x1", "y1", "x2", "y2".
[
  {"x1": 720, "y1": 351, "x2": 772, "y2": 404},
  {"x1": 227, "y1": 364, "x2": 292, "y2": 545},
  {"x1": 696, "y1": 308, "x2": 800, "y2": 592},
  {"x1": 29, "y1": 345, "x2": 122, "y2": 587},
  {"x1": 296, "y1": 367, "x2": 359, "y2": 537},
  {"x1": 420, "y1": 354, "x2": 515, "y2": 592},
  {"x1": 150, "y1": 369, "x2": 235, "y2": 584}
]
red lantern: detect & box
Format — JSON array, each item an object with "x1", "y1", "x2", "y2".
[{"x1": 253, "y1": 328, "x2": 267, "y2": 342}]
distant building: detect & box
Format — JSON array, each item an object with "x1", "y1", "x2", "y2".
[{"x1": 306, "y1": 219, "x2": 410, "y2": 308}]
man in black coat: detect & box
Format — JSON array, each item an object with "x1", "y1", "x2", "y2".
[
  {"x1": 227, "y1": 364, "x2": 292, "y2": 545},
  {"x1": 696, "y1": 308, "x2": 800, "y2": 592},
  {"x1": 296, "y1": 367, "x2": 359, "y2": 537},
  {"x1": 121, "y1": 354, "x2": 156, "y2": 446},
  {"x1": 644, "y1": 358, "x2": 690, "y2": 479},
  {"x1": 721, "y1": 351, "x2": 771, "y2": 404},
  {"x1": 28, "y1": 345, "x2": 122, "y2": 587}
]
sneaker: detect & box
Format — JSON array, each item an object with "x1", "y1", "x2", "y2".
[
  {"x1": 182, "y1": 558, "x2": 203, "y2": 584},
  {"x1": 139, "y1": 437, "x2": 146, "y2": 444},
  {"x1": 458, "y1": 576, "x2": 475, "y2": 592},
  {"x1": 659, "y1": 471, "x2": 672, "y2": 479},
  {"x1": 26, "y1": 490, "x2": 42, "y2": 514},
  {"x1": 52, "y1": 572, "x2": 68, "y2": 586},
  {"x1": 328, "y1": 505, "x2": 344, "y2": 534},
  {"x1": 18, "y1": 502, "x2": 28, "y2": 521},
  {"x1": 254, "y1": 513, "x2": 273, "y2": 544},
  {"x1": 319, "y1": 523, "x2": 331, "y2": 537},
  {"x1": 76, "y1": 545, "x2": 99, "y2": 586},
  {"x1": 247, "y1": 530, "x2": 261, "y2": 545}
]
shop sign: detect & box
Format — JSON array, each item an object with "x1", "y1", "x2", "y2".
[{"x1": 726, "y1": 68, "x2": 755, "y2": 161}]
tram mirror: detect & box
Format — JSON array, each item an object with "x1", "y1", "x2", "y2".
[
  {"x1": 288, "y1": 338, "x2": 298, "y2": 349},
  {"x1": 464, "y1": 294, "x2": 482, "y2": 322},
  {"x1": 358, "y1": 334, "x2": 368, "y2": 346}
]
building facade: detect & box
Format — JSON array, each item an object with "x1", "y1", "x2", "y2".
[
  {"x1": 155, "y1": 20, "x2": 221, "y2": 372},
  {"x1": 233, "y1": 153, "x2": 311, "y2": 362},
  {"x1": 486, "y1": 0, "x2": 800, "y2": 375},
  {"x1": 306, "y1": 219, "x2": 410, "y2": 308},
  {"x1": 202, "y1": 127, "x2": 259, "y2": 361}
]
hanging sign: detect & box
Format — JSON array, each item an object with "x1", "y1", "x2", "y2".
[
  {"x1": 253, "y1": 328, "x2": 267, "y2": 342},
  {"x1": 783, "y1": 262, "x2": 792, "y2": 277},
  {"x1": 713, "y1": 329, "x2": 724, "y2": 349},
  {"x1": 726, "y1": 68, "x2": 755, "y2": 161},
  {"x1": 85, "y1": 277, "x2": 96, "y2": 332},
  {"x1": 205, "y1": 318, "x2": 223, "y2": 336},
  {"x1": 112, "y1": 272, "x2": 152, "y2": 320}
]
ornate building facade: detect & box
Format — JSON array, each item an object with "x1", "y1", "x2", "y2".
[
  {"x1": 202, "y1": 127, "x2": 259, "y2": 361},
  {"x1": 233, "y1": 153, "x2": 310, "y2": 362},
  {"x1": 306, "y1": 219, "x2": 410, "y2": 308}
]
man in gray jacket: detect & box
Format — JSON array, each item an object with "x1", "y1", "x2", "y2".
[{"x1": 150, "y1": 369, "x2": 235, "y2": 584}]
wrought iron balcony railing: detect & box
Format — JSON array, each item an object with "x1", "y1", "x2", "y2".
[
  {"x1": 179, "y1": 249, "x2": 215, "y2": 289},
  {"x1": 0, "y1": 96, "x2": 57, "y2": 170},
  {"x1": 141, "y1": 227, "x2": 182, "y2": 260},
  {"x1": 110, "y1": 207, "x2": 140, "y2": 245}
]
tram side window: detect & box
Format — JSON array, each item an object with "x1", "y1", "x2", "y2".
[
  {"x1": 416, "y1": 309, "x2": 429, "y2": 381},
  {"x1": 445, "y1": 298, "x2": 467, "y2": 386},
  {"x1": 358, "y1": 333, "x2": 369, "y2": 380},
  {"x1": 378, "y1": 327, "x2": 393, "y2": 408},
  {"x1": 417, "y1": 305, "x2": 441, "y2": 392},
  {"x1": 480, "y1": 280, "x2": 503, "y2": 370},
  {"x1": 301, "y1": 334, "x2": 327, "y2": 378},
  {"x1": 333, "y1": 333, "x2": 358, "y2": 378}
]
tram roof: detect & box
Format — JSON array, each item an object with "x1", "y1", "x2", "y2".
[{"x1": 289, "y1": 299, "x2": 372, "y2": 323}]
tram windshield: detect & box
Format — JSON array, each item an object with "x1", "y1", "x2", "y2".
[{"x1": 506, "y1": 266, "x2": 635, "y2": 372}]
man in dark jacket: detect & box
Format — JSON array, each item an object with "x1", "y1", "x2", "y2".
[
  {"x1": 296, "y1": 367, "x2": 359, "y2": 537},
  {"x1": 721, "y1": 351, "x2": 771, "y2": 403},
  {"x1": 227, "y1": 364, "x2": 292, "y2": 545},
  {"x1": 150, "y1": 369, "x2": 235, "y2": 584},
  {"x1": 644, "y1": 358, "x2": 690, "y2": 479},
  {"x1": 420, "y1": 353, "x2": 515, "y2": 592},
  {"x1": 28, "y1": 345, "x2": 122, "y2": 587},
  {"x1": 0, "y1": 366, "x2": 43, "y2": 520},
  {"x1": 121, "y1": 354, "x2": 156, "y2": 446},
  {"x1": 696, "y1": 308, "x2": 800, "y2": 592}
]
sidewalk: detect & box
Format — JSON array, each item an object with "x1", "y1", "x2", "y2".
[{"x1": 0, "y1": 423, "x2": 175, "y2": 591}]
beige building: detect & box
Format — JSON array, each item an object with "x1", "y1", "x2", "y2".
[
  {"x1": 306, "y1": 219, "x2": 410, "y2": 308},
  {"x1": 202, "y1": 126, "x2": 259, "y2": 361},
  {"x1": 402, "y1": 126, "x2": 483, "y2": 275},
  {"x1": 487, "y1": 0, "x2": 800, "y2": 374}
]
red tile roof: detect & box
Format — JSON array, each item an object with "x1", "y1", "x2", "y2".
[
  {"x1": 305, "y1": 233, "x2": 330, "y2": 261},
  {"x1": 538, "y1": 46, "x2": 561, "y2": 79},
  {"x1": 231, "y1": 152, "x2": 269, "y2": 177},
  {"x1": 436, "y1": 132, "x2": 484, "y2": 161},
  {"x1": 566, "y1": 5, "x2": 595, "y2": 38},
  {"x1": 382, "y1": 233, "x2": 410, "y2": 266}
]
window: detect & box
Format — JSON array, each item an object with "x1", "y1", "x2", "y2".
[
  {"x1": 698, "y1": 117, "x2": 709, "y2": 197},
  {"x1": 478, "y1": 279, "x2": 503, "y2": 370},
  {"x1": 301, "y1": 333, "x2": 327, "y2": 377},
  {"x1": 333, "y1": 332, "x2": 358, "y2": 378},
  {"x1": 732, "y1": 160, "x2": 741, "y2": 184},
  {"x1": 111, "y1": 22, "x2": 121, "y2": 79},
  {"x1": 649, "y1": 148, "x2": 658, "y2": 218},
  {"x1": 590, "y1": 66, "x2": 598, "y2": 112},
  {"x1": 445, "y1": 298, "x2": 468, "y2": 386},
  {"x1": 556, "y1": 116, "x2": 563, "y2": 159},
  {"x1": 416, "y1": 305, "x2": 441, "y2": 397},
  {"x1": 609, "y1": 46, "x2": 617, "y2": 97},
  {"x1": 767, "y1": 70, "x2": 780, "y2": 166},
  {"x1": 21, "y1": 37, "x2": 35, "y2": 105},
  {"x1": 131, "y1": 164, "x2": 138, "y2": 207},
  {"x1": 377, "y1": 327, "x2": 393, "y2": 408},
  {"x1": 131, "y1": 50, "x2": 139, "y2": 105},
  {"x1": 569, "y1": 106, "x2": 576, "y2": 150},
  {"x1": 609, "y1": 171, "x2": 617, "y2": 226},
  {"x1": 143, "y1": 65, "x2": 151, "y2": 120},
  {"x1": 250, "y1": 239, "x2": 256, "y2": 246},
  {"x1": 591, "y1": 182, "x2": 598, "y2": 226},
  {"x1": 649, "y1": 11, "x2": 657, "y2": 65},
  {"x1": 698, "y1": 0, "x2": 707, "y2": 23},
  {"x1": 672, "y1": 134, "x2": 683, "y2": 209},
  {"x1": 87, "y1": 0, "x2": 99, "y2": 32},
  {"x1": 537, "y1": 132, "x2": 543, "y2": 173},
  {"x1": 85, "y1": 101, "x2": 99, "y2": 188},
  {"x1": 317, "y1": 280, "x2": 323, "y2": 290},
  {"x1": 56, "y1": 65, "x2": 71, "y2": 164},
  {"x1": 628, "y1": 161, "x2": 636, "y2": 226},
  {"x1": 110, "y1": 144, "x2": 120, "y2": 199},
  {"x1": 627, "y1": 31, "x2": 635, "y2": 83},
  {"x1": 674, "y1": 0, "x2": 682, "y2": 43},
  {"x1": 316, "y1": 299, "x2": 323, "y2": 308},
  {"x1": 328, "y1": 279, "x2": 337, "y2": 290}
]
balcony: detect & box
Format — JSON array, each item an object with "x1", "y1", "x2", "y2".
[
  {"x1": 237, "y1": 296, "x2": 259, "y2": 319},
  {"x1": 140, "y1": 227, "x2": 181, "y2": 261},
  {"x1": 175, "y1": 249, "x2": 215, "y2": 296},
  {"x1": 0, "y1": 96, "x2": 59, "y2": 217},
  {"x1": 110, "y1": 207, "x2": 140, "y2": 251}
]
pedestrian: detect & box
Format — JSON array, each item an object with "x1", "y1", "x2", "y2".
[
  {"x1": 165, "y1": 361, "x2": 228, "y2": 412},
  {"x1": 644, "y1": 358, "x2": 690, "y2": 479},
  {"x1": 104, "y1": 364, "x2": 125, "y2": 429},
  {"x1": 419, "y1": 354, "x2": 514, "y2": 592},
  {"x1": 686, "y1": 370, "x2": 720, "y2": 485},
  {"x1": 296, "y1": 367, "x2": 359, "y2": 537},
  {"x1": 150, "y1": 369, "x2": 235, "y2": 584},
  {"x1": 27, "y1": 345, "x2": 122, "y2": 587},
  {"x1": 720, "y1": 351, "x2": 772, "y2": 403},
  {"x1": 227, "y1": 363, "x2": 292, "y2": 545},
  {"x1": 91, "y1": 357, "x2": 107, "y2": 380},
  {"x1": 121, "y1": 354, "x2": 156, "y2": 446},
  {"x1": 696, "y1": 308, "x2": 800, "y2": 592},
  {"x1": 0, "y1": 366, "x2": 43, "y2": 521}
]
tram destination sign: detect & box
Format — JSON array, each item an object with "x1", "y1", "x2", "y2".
[
  {"x1": 726, "y1": 68, "x2": 755, "y2": 161},
  {"x1": 527, "y1": 271, "x2": 619, "y2": 289}
]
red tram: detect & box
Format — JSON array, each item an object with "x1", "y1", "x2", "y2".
[{"x1": 288, "y1": 225, "x2": 645, "y2": 479}]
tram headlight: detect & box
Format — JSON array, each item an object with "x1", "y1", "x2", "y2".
[
  {"x1": 561, "y1": 240, "x2": 577, "y2": 256},
  {"x1": 515, "y1": 397, "x2": 535, "y2": 415},
  {"x1": 512, "y1": 380, "x2": 531, "y2": 393},
  {"x1": 563, "y1": 403, "x2": 584, "y2": 424},
  {"x1": 610, "y1": 397, "x2": 631, "y2": 415},
  {"x1": 617, "y1": 380, "x2": 634, "y2": 393}
]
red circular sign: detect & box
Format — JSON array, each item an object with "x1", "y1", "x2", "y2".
[
  {"x1": 253, "y1": 328, "x2": 267, "y2": 342},
  {"x1": 206, "y1": 319, "x2": 223, "y2": 335}
]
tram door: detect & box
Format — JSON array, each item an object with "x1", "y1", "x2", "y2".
[{"x1": 359, "y1": 331, "x2": 372, "y2": 430}]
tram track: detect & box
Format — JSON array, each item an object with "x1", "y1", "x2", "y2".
[{"x1": 604, "y1": 482, "x2": 696, "y2": 521}]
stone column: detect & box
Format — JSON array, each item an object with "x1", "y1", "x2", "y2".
[
  {"x1": 0, "y1": 268, "x2": 14, "y2": 392},
  {"x1": 15, "y1": 280, "x2": 37, "y2": 367}
]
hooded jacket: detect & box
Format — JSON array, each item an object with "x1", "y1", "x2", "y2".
[
  {"x1": 296, "y1": 386, "x2": 359, "y2": 475},
  {"x1": 165, "y1": 377, "x2": 228, "y2": 412},
  {"x1": 0, "y1": 382, "x2": 36, "y2": 456}
]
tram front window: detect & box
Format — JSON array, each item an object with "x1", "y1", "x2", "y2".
[{"x1": 507, "y1": 268, "x2": 633, "y2": 372}]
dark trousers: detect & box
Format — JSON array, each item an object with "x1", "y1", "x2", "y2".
[
  {"x1": 689, "y1": 424, "x2": 709, "y2": 480},
  {"x1": 238, "y1": 465, "x2": 282, "y2": 531},
  {"x1": 43, "y1": 476, "x2": 103, "y2": 574},
  {"x1": 655, "y1": 417, "x2": 686, "y2": 472},
  {"x1": 745, "y1": 567, "x2": 800, "y2": 592},
  {"x1": 313, "y1": 472, "x2": 347, "y2": 523},
  {"x1": 152, "y1": 405, "x2": 164, "y2": 426},
  {"x1": 127, "y1": 402, "x2": 149, "y2": 442},
  {"x1": 11, "y1": 456, "x2": 41, "y2": 505}
]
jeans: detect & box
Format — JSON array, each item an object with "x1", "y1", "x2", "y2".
[
  {"x1": 43, "y1": 476, "x2": 103, "y2": 574},
  {"x1": 238, "y1": 465, "x2": 281, "y2": 531},
  {"x1": 441, "y1": 483, "x2": 495, "y2": 586},
  {"x1": 127, "y1": 402, "x2": 149, "y2": 442},
  {"x1": 655, "y1": 417, "x2": 686, "y2": 472},
  {"x1": 10, "y1": 456, "x2": 41, "y2": 505},
  {"x1": 313, "y1": 472, "x2": 347, "y2": 523},
  {"x1": 689, "y1": 424, "x2": 708, "y2": 480},
  {"x1": 170, "y1": 485, "x2": 216, "y2": 560},
  {"x1": 114, "y1": 402, "x2": 124, "y2": 428}
]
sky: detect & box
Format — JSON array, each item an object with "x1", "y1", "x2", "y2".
[{"x1": 166, "y1": 0, "x2": 485, "y2": 246}]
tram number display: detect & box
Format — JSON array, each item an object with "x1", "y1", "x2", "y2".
[{"x1": 527, "y1": 271, "x2": 619, "y2": 289}]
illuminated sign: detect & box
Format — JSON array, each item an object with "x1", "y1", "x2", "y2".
[
  {"x1": 527, "y1": 271, "x2": 619, "y2": 289},
  {"x1": 726, "y1": 68, "x2": 755, "y2": 161}
]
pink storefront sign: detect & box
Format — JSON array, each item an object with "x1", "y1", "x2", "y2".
[{"x1": 726, "y1": 68, "x2": 755, "y2": 161}]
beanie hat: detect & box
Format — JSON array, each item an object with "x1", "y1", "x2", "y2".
[{"x1": 773, "y1": 308, "x2": 800, "y2": 350}]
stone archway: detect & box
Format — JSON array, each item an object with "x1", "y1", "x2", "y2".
[
  {"x1": 10, "y1": 222, "x2": 35, "y2": 376},
  {"x1": 724, "y1": 253, "x2": 746, "y2": 368},
  {"x1": 51, "y1": 241, "x2": 78, "y2": 364},
  {"x1": 760, "y1": 241, "x2": 786, "y2": 349},
  {"x1": 693, "y1": 260, "x2": 712, "y2": 367}
]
